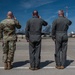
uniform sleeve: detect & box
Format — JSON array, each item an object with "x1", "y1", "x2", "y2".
[
  {"x1": 65, "y1": 17, "x2": 72, "y2": 26},
  {"x1": 0, "y1": 23, "x2": 4, "y2": 39},
  {"x1": 68, "y1": 20, "x2": 72, "y2": 26},
  {"x1": 14, "y1": 20, "x2": 21, "y2": 29},
  {"x1": 52, "y1": 20, "x2": 57, "y2": 40},
  {"x1": 25, "y1": 20, "x2": 30, "y2": 40},
  {"x1": 41, "y1": 19, "x2": 48, "y2": 26}
]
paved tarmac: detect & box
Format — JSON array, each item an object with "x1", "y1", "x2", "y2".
[{"x1": 0, "y1": 38, "x2": 75, "y2": 75}]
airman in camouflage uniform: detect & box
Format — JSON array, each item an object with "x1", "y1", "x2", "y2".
[{"x1": 0, "y1": 11, "x2": 21, "y2": 70}]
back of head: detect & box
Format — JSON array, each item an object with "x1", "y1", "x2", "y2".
[
  {"x1": 7, "y1": 11, "x2": 14, "y2": 18},
  {"x1": 58, "y1": 10, "x2": 64, "y2": 17},
  {"x1": 32, "y1": 10, "x2": 39, "y2": 18}
]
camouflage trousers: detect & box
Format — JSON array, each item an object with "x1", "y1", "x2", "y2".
[{"x1": 2, "y1": 40, "x2": 16, "y2": 63}]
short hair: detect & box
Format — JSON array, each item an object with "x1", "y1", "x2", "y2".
[
  {"x1": 58, "y1": 10, "x2": 64, "y2": 15},
  {"x1": 7, "y1": 11, "x2": 13, "y2": 16},
  {"x1": 32, "y1": 10, "x2": 38, "y2": 16}
]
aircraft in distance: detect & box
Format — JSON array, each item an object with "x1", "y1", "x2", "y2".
[
  {"x1": 68, "y1": 31, "x2": 75, "y2": 37},
  {"x1": 16, "y1": 29, "x2": 25, "y2": 35},
  {"x1": 41, "y1": 25, "x2": 51, "y2": 37},
  {"x1": 16, "y1": 25, "x2": 51, "y2": 36}
]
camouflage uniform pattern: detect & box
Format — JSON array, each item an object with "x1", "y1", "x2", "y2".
[{"x1": 0, "y1": 18, "x2": 21, "y2": 63}]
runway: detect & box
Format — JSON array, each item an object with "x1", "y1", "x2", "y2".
[{"x1": 0, "y1": 38, "x2": 75, "y2": 75}]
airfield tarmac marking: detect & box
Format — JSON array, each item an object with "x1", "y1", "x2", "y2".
[{"x1": 0, "y1": 66, "x2": 75, "y2": 69}]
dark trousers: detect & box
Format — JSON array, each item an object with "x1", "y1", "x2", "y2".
[
  {"x1": 29, "y1": 41, "x2": 41, "y2": 68},
  {"x1": 55, "y1": 33, "x2": 68, "y2": 66}
]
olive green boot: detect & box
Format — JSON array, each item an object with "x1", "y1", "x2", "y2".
[
  {"x1": 7, "y1": 62, "x2": 12, "y2": 70},
  {"x1": 4, "y1": 63, "x2": 8, "y2": 70}
]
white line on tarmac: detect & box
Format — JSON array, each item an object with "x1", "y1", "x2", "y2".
[{"x1": 0, "y1": 66, "x2": 75, "y2": 69}]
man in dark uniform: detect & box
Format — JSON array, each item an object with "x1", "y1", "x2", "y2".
[
  {"x1": 52, "y1": 10, "x2": 72, "y2": 69},
  {"x1": 25, "y1": 10, "x2": 48, "y2": 70}
]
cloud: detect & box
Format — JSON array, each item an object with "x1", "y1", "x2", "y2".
[
  {"x1": 21, "y1": 0, "x2": 57, "y2": 9},
  {"x1": 46, "y1": 15, "x2": 56, "y2": 21}
]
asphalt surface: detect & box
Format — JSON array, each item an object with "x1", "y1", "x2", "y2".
[{"x1": 0, "y1": 38, "x2": 75, "y2": 75}]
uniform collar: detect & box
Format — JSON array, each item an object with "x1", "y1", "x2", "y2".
[
  {"x1": 33, "y1": 16, "x2": 38, "y2": 18},
  {"x1": 59, "y1": 16, "x2": 64, "y2": 18},
  {"x1": 7, "y1": 17, "x2": 11, "y2": 19}
]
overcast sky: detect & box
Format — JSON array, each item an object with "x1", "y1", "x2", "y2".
[{"x1": 0, "y1": 0, "x2": 75, "y2": 32}]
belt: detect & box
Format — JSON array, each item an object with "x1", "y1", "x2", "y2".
[
  {"x1": 29, "y1": 32, "x2": 41, "y2": 35},
  {"x1": 56, "y1": 31, "x2": 67, "y2": 33}
]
